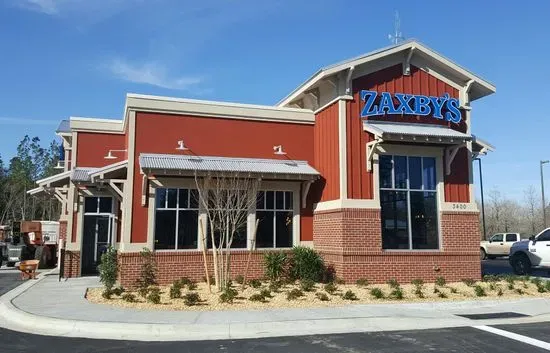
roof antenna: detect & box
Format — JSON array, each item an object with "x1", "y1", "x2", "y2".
[{"x1": 388, "y1": 10, "x2": 404, "y2": 45}]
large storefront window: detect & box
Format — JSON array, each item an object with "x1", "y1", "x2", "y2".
[
  {"x1": 154, "y1": 188, "x2": 199, "y2": 250},
  {"x1": 379, "y1": 155, "x2": 439, "y2": 250},
  {"x1": 256, "y1": 191, "x2": 293, "y2": 248},
  {"x1": 206, "y1": 190, "x2": 248, "y2": 249}
]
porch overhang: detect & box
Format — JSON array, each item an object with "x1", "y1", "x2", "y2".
[
  {"x1": 35, "y1": 170, "x2": 71, "y2": 188},
  {"x1": 89, "y1": 160, "x2": 128, "y2": 183}
]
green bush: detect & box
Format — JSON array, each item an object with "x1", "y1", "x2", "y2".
[
  {"x1": 102, "y1": 289, "x2": 112, "y2": 299},
  {"x1": 324, "y1": 282, "x2": 338, "y2": 295},
  {"x1": 264, "y1": 252, "x2": 288, "y2": 282},
  {"x1": 474, "y1": 285, "x2": 486, "y2": 297},
  {"x1": 136, "y1": 248, "x2": 157, "y2": 293},
  {"x1": 488, "y1": 283, "x2": 496, "y2": 291},
  {"x1": 286, "y1": 288, "x2": 304, "y2": 300},
  {"x1": 219, "y1": 287, "x2": 239, "y2": 304},
  {"x1": 461, "y1": 278, "x2": 476, "y2": 287},
  {"x1": 121, "y1": 293, "x2": 136, "y2": 303},
  {"x1": 390, "y1": 287, "x2": 404, "y2": 300},
  {"x1": 138, "y1": 286, "x2": 150, "y2": 298},
  {"x1": 300, "y1": 279, "x2": 316, "y2": 292},
  {"x1": 260, "y1": 289, "x2": 273, "y2": 299},
  {"x1": 411, "y1": 279, "x2": 424, "y2": 287},
  {"x1": 235, "y1": 275, "x2": 245, "y2": 285},
  {"x1": 179, "y1": 277, "x2": 192, "y2": 287},
  {"x1": 504, "y1": 275, "x2": 517, "y2": 284},
  {"x1": 545, "y1": 281, "x2": 550, "y2": 292},
  {"x1": 356, "y1": 278, "x2": 370, "y2": 287},
  {"x1": 335, "y1": 278, "x2": 346, "y2": 285},
  {"x1": 449, "y1": 287, "x2": 458, "y2": 294},
  {"x1": 249, "y1": 279, "x2": 262, "y2": 288},
  {"x1": 268, "y1": 281, "x2": 282, "y2": 293},
  {"x1": 342, "y1": 290, "x2": 358, "y2": 301},
  {"x1": 98, "y1": 246, "x2": 118, "y2": 292},
  {"x1": 183, "y1": 292, "x2": 201, "y2": 306},
  {"x1": 111, "y1": 286, "x2": 125, "y2": 296},
  {"x1": 289, "y1": 246, "x2": 325, "y2": 282},
  {"x1": 537, "y1": 284, "x2": 547, "y2": 293},
  {"x1": 370, "y1": 287, "x2": 384, "y2": 299},
  {"x1": 414, "y1": 288, "x2": 425, "y2": 298},
  {"x1": 249, "y1": 293, "x2": 266, "y2": 302},
  {"x1": 387, "y1": 278, "x2": 400, "y2": 289},
  {"x1": 435, "y1": 276, "x2": 446, "y2": 287},
  {"x1": 187, "y1": 282, "x2": 198, "y2": 291},
  {"x1": 315, "y1": 292, "x2": 329, "y2": 301},
  {"x1": 147, "y1": 291, "x2": 161, "y2": 304},
  {"x1": 170, "y1": 284, "x2": 182, "y2": 299}
]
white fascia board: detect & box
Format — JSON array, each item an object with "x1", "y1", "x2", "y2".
[
  {"x1": 28, "y1": 186, "x2": 45, "y2": 195},
  {"x1": 277, "y1": 40, "x2": 496, "y2": 107},
  {"x1": 89, "y1": 160, "x2": 128, "y2": 182},
  {"x1": 35, "y1": 171, "x2": 71, "y2": 186},
  {"x1": 125, "y1": 93, "x2": 314, "y2": 124},
  {"x1": 70, "y1": 116, "x2": 124, "y2": 133}
]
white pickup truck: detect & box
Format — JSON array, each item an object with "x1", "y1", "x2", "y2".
[
  {"x1": 509, "y1": 228, "x2": 550, "y2": 275},
  {"x1": 480, "y1": 233, "x2": 522, "y2": 260}
]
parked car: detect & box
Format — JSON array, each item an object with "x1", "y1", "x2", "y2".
[
  {"x1": 480, "y1": 233, "x2": 523, "y2": 260},
  {"x1": 509, "y1": 228, "x2": 550, "y2": 274}
]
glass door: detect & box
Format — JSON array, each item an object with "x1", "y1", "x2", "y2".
[{"x1": 82, "y1": 197, "x2": 114, "y2": 275}]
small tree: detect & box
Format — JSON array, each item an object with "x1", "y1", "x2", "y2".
[
  {"x1": 195, "y1": 172, "x2": 260, "y2": 291},
  {"x1": 98, "y1": 246, "x2": 118, "y2": 292},
  {"x1": 136, "y1": 247, "x2": 157, "y2": 290}
]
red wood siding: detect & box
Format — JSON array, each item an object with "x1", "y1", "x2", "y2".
[
  {"x1": 131, "y1": 112, "x2": 315, "y2": 243},
  {"x1": 314, "y1": 102, "x2": 340, "y2": 201},
  {"x1": 346, "y1": 64, "x2": 469, "y2": 201},
  {"x1": 76, "y1": 132, "x2": 126, "y2": 167}
]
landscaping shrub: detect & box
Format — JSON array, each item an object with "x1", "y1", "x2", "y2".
[
  {"x1": 411, "y1": 279, "x2": 424, "y2": 287},
  {"x1": 370, "y1": 287, "x2": 384, "y2": 299},
  {"x1": 183, "y1": 292, "x2": 201, "y2": 306},
  {"x1": 102, "y1": 289, "x2": 112, "y2": 299},
  {"x1": 324, "y1": 282, "x2": 338, "y2": 295},
  {"x1": 264, "y1": 252, "x2": 288, "y2": 282},
  {"x1": 315, "y1": 292, "x2": 329, "y2": 301},
  {"x1": 449, "y1": 287, "x2": 458, "y2": 294},
  {"x1": 461, "y1": 278, "x2": 475, "y2": 287},
  {"x1": 390, "y1": 287, "x2": 404, "y2": 300},
  {"x1": 507, "y1": 283, "x2": 514, "y2": 290},
  {"x1": 187, "y1": 281, "x2": 198, "y2": 291},
  {"x1": 435, "y1": 276, "x2": 446, "y2": 287},
  {"x1": 136, "y1": 248, "x2": 157, "y2": 293},
  {"x1": 356, "y1": 278, "x2": 370, "y2": 287},
  {"x1": 437, "y1": 292, "x2": 448, "y2": 299},
  {"x1": 111, "y1": 286, "x2": 125, "y2": 296},
  {"x1": 483, "y1": 274, "x2": 502, "y2": 282},
  {"x1": 387, "y1": 278, "x2": 400, "y2": 289},
  {"x1": 268, "y1": 281, "x2": 282, "y2": 293},
  {"x1": 342, "y1": 290, "x2": 358, "y2": 301},
  {"x1": 286, "y1": 288, "x2": 304, "y2": 300},
  {"x1": 515, "y1": 288, "x2": 524, "y2": 295},
  {"x1": 497, "y1": 288, "x2": 503, "y2": 296},
  {"x1": 546, "y1": 281, "x2": 550, "y2": 292},
  {"x1": 537, "y1": 284, "x2": 547, "y2": 293},
  {"x1": 147, "y1": 287, "x2": 161, "y2": 304},
  {"x1": 300, "y1": 279, "x2": 316, "y2": 292},
  {"x1": 249, "y1": 293, "x2": 266, "y2": 302},
  {"x1": 335, "y1": 278, "x2": 346, "y2": 285},
  {"x1": 121, "y1": 293, "x2": 136, "y2": 303},
  {"x1": 522, "y1": 281, "x2": 528, "y2": 289},
  {"x1": 98, "y1": 246, "x2": 118, "y2": 292},
  {"x1": 412, "y1": 280, "x2": 425, "y2": 298},
  {"x1": 433, "y1": 287, "x2": 440, "y2": 294},
  {"x1": 504, "y1": 275, "x2": 516, "y2": 284},
  {"x1": 170, "y1": 283, "x2": 182, "y2": 299},
  {"x1": 474, "y1": 285, "x2": 486, "y2": 297},
  {"x1": 235, "y1": 275, "x2": 245, "y2": 285},
  {"x1": 322, "y1": 264, "x2": 336, "y2": 283},
  {"x1": 289, "y1": 246, "x2": 325, "y2": 282},
  {"x1": 179, "y1": 277, "x2": 193, "y2": 287},
  {"x1": 488, "y1": 283, "x2": 496, "y2": 291},
  {"x1": 532, "y1": 277, "x2": 543, "y2": 286},
  {"x1": 260, "y1": 289, "x2": 273, "y2": 299},
  {"x1": 138, "y1": 286, "x2": 150, "y2": 298},
  {"x1": 219, "y1": 287, "x2": 239, "y2": 304},
  {"x1": 249, "y1": 279, "x2": 262, "y2": 289}
]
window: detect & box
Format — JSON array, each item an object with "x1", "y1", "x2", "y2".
[
  {"x1": 379, "y1": 155, "x2": 438, "y2": 250},
  {"x1": 154, "y1": 188, "x2": 199, "y2": 250},
  {"x1": 206, "y1": 190, "x2": 248, "y2": 249},
  {"x1": 537, "y1": 230, "x2": 550, "y2": 242},
  {"x1": 256, "y1": 191, "x2": 293, "y2": 248},
  {"x1": 84, "y1": 197, "x2": 112, "y2": 214},
  {"x1": 491, "y1": 234, "x2": 503, "y2": 242},
  {"x1": 505, "y1": 234, "x2": 517, "y2": 242}
]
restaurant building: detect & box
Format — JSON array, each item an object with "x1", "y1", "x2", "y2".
[{"x1": 30, "y1": 40, "x2": 495, "y2": 286}]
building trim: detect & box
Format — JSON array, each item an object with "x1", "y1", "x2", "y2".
[
  {"x1": 70, "y1": 117, "x2": 124, "y2": 134},
  {"x1": 313, "y1": 95, "x2": 353, "y2": 114},
  {"x1": 121, "y1": 111, "x2": 136, "y2": 250},
  {"x1": 338, "y1": 100, "x2": 348, "y2": 200}
]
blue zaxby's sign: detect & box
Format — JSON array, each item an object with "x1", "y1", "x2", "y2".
[{"x1": 360, "y1": 90, "x2": 462, "y2": 123}]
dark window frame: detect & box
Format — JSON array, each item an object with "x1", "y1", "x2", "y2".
[{"x1": 255, "y1": 190, "x2": 294, "y2": 249}]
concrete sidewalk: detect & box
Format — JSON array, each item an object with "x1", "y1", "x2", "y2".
[{"x1": 1, "y1": 273, "x2": 550, "y2": 342}]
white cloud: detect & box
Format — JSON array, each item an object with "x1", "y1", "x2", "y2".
[
  {"x1": 0, "y1": 117, "x2": 58, "y2": 125},
  {"x1": 19, "y1": 0, "x2": 59, "y2": 14},
  {"x1": 105, "y1": 59, "x2": 203, "y2": 90}
]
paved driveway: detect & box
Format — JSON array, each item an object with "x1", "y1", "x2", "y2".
[
  {"x1": 0, "y1": 272, "x2": 21, "y2": 296},
  {"x1": 0, "y1": 324, "x2": 549, "y2": 353}
]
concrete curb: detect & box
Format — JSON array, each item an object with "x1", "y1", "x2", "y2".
[{"x1": 2, "y1": 276, "x2": 550, "y2": 342}]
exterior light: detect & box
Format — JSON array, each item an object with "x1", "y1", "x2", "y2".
[
  {"x1": 273, "y1": 145, "x2": 286, "y2": 155},
  {"x1": 104, "y1": 149, "x2": 127, "y2": 160},
  {"x1": 176, "y1": 140, "x2": 189, "y2": 151}
]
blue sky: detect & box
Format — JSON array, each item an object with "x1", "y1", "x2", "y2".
[{"x1": 0, "y1": 0, "x2": 549, "y2": 203}]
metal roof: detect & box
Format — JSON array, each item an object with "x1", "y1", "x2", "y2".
[
  {"x1": 71, "y1": 167, "x2": 98, "y2": 182},
  {"x1": 139, "y1": 154, "x2": 320, "y2": 178},
  {"x1": 56, "y1": 120, "x2": 71, "y2": 133},
  {"x1": 363, "y1": 121, "x2": 471, "y2": 142}
]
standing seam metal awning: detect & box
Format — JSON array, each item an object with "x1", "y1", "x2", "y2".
[
  {"x1": 363, "y1": 121, "x2": 472, "y2": 143},
  {"x1": 139, "y1": 153, "x2": 320, "y2": 179}
]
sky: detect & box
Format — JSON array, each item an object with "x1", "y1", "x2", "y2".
[{"x1": 0, "y1": 0, "x2": 549, "y2": 203}]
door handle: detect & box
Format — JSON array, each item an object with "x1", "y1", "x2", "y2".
[
  {"x1": 500, "y1": 243, "x2": 504, "y2": 245},
  {"x1": 546, "y1": 244, "x2": 550, "y2": 247}
]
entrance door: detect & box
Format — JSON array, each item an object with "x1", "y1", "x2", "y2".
[{"x1": 81, "y1": 197, "x2": 114, "y2": 275}]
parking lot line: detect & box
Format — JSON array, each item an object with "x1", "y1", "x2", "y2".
[{"x1": 474, "y1": 325, "x2": 550, "y2": 351}]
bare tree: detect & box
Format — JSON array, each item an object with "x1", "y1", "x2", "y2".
[
  {"x1": 194, "y1": 173, "x2": 260, "y2": 291},
  {"x1": 524, "y1": 185, "x2": 541, "y2": 235}
]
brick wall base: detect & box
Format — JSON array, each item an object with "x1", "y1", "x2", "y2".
[
  {"x1": 62, "y1": 250, "x2": 80, "y2": 278},
  {"x1": 314, "y1": 208, "x2": 481, "y2": 284},
  {"x1": 118, "y1": 250, "x2": 282, "y2": 288}
]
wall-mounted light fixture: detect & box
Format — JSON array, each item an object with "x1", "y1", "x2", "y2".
[
  {"x1": 273, "y1": 145, "x2": 286, "y2": 155},
  {"x1": 176, "y1": 140, "x2": 189, "y2": 151},
  {"x1": 104, "y1": 149, "x2": 127, "y2": 160}
]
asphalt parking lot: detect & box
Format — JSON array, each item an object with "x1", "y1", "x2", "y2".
[
  {"x1": 0, "y1": 271, "x2": 21, "y2": 296},
  {"x1": 482, "y1": 258, "x2": 550, "y2": 278}
]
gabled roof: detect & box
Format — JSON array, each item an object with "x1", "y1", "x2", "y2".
[{"x1": 277, "y1": 39, "x2": 496, "y2": 107}]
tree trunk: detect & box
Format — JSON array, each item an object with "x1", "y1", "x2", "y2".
[
  {"x1": 242, "y1": 219, "x2": 259, "y2": 291},
  {"x1": 210, "y1": 222, "x2": 221, "y2": 292},
  {"x1": 199, "y1": 219, "x2": 211, "y2": 293}
]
